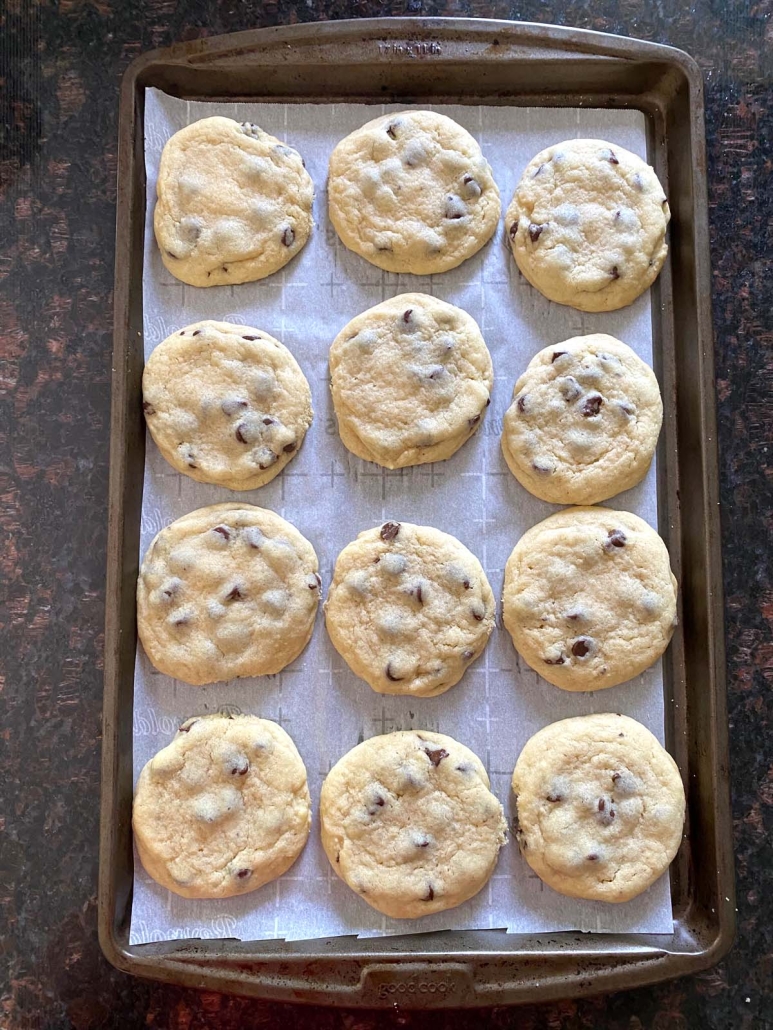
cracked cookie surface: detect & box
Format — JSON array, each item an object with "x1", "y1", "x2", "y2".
[
  {"x1": 133, "y1": 714, "x2": 311, "y2": 899},
  {"x1": 143, "y1": 320, "x2": 312, "y2": 491},
  {"x1": 325, "y1": 521, "x2": 494, "y2": 697},
  {"x1": 502, "y1": 506, "x2": 677, "y2": 691},
  {"x1": 154, "y1": 116, "x2": 313, "y2": 287},
  {"x1": 501, "y1": 334, "x2": 662, "y2": 504},
  {"x1": 321, "y1": 731, "x2": 507, "y2": 918},
  {"x1": 506, "y1": 138, "x2": 669, "y2": 311},
  {"x1": 328, "y1": 110, "x2": 500, "y2": 274},
  {"x1": 329, "y1": 294, "x2": 493, "y2": 469},
  {"x1": 137, "y1": 503, "x2": 320, "y2": 685},
  {"x1": 511, "y1": 713, "x2": 685, "y2": 902}
]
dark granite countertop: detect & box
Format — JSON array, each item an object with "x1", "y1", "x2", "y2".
[{"x1": 1, "y1": 1, "x2": 771, "y2": 1027}]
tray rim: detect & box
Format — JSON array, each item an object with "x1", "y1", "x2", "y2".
[{"x1": 100, "y1": 15, "x2": 734, "y2": 1007}]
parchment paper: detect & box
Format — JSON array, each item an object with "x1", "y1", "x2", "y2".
[{"x1": 130, "y1": 89, "x2": 673, "y2": 944}]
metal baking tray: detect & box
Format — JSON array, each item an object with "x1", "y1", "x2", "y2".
[{"x1": 100, "y1": 17, "x2": 733, "y2": 1007}]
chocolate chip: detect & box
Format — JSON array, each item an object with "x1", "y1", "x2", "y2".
[
  {"x1": 257, "y1": 450, "x2": 278, "y2": 470},
  {"x1": 581, "y1": 393, "x2": 603, "y2": 417},
  {"x1": 386, "y1": 122, "x2": 398, "y2": 139},
  {"x1": 221, "y1": 397, "x2": 248, "y2": 416},
  {"x1": 610, "y1": 265, "x2": 620, "y2": 280},
  {"x1": 262, "y1": 416, "x2": 276, "y2": 426},
  {"x1": 551, "y1": 351, "x2": 567, "y2": 363},
  {"x1": 486, "y1": 397, "x2": 491, "y2": 406},
  {"x1": 161, "y1": 578, "x2": 182, "y2": 599},
  {"x1": 184, "y1": 450, "x2": 197, "y2": 469},
  {"x1": 456, "y1": 763, "x2": 472, "y2": 773},
  {"x1": 380, "y1": 521, "x2": 400, "y2": 541},
  {"x1": 516, "y1": 394, "x2": 527, "y2": 413},
  {"x1": 471, "y1": 604, "x2": 485, "y2": 622},
  {"x1": 236, "y1": 868, "x2": 252, "y2": 879},
  {"x1": 532, "y1": 163, "x2": 545, "y2": 178},
  {"x1": 281, "y1": 226, "x2": 295, "y2": 247},
  {"x1": 424, "y1": 884, "x2": 435, "y2": 902},
  {"x1": 587, "y1": 853, "x2": 599, "y2": 862},
  {"x1": 244, "y1": 527, "x2": 264, "y2": 549},
  {"x1": 225, "y1": 585, "x2": 244, "y2": 601},
  {"x1": 532, "y1": 461, "x2": 552, "y2": 475},
  {"x1": 235, "y1": 424, "x2": 249, "y2": 443},
  {"x1": 335, "y1": 852, "x2": 340, "y2": 863},
  {"x1": 528, "y1": 223, "x2": 545, "y2": 243},
  {"x1": 283, "y1": 441, "x2": 297, "y2": 454},
  {"x1": 241, "y1": 122, "x2": 262, "y2": 137},
  {"x1": 462, "y1": 649, "x2": 475, "y2": 661},
  {"x1": 307, "y1": 572, "x2": 322, "y2": 590},
  {"x1": 166, "y1": 250, "x2": 179, "y2": 260},
  {"x1": 213, "y1": 526, "x2": 231, "y2": 541},
  {"x1": 242, "y1": 335, "x2": 259, "y2": 341},
  {"x1": 468, "y1": 414, "x2": 481, "y2": 429},
  {"x1": 143, "y1": 401, "x2": 156, "y2": 415},
  {"x1": 412, "y1": 584, "x2": 424, "y2": 604},
  {"x1": 557, "y1": 375, "x2": 582, "y2": 402},
  {"x1": 178, "y1": 719, "x2": 198, "y2": 733},
  {"x1": 402, "y1": 309, "x2": 413, "y2": 325},
  {"x1": 565, "y1": 610, "x2": 584, "y2": 622},
  {"x1": 415, "y1": 835, "x2": 431, "y2": 848},
  {"x1": 614, "y1": 209, "x2": 621, "y2": 221},
  {"x1": 598, "y1": 798, "x2": 606, "y2": 811},
  {"x1": 546, "y1": 792, "x2": 562, "y2": 802},
  {"x1": 230, "y1": 758, "x2": 250, "y2": 775},
  {"x1": 604, "y1": 148, "x2": 619, "y2": 165},
  {"x1": 445, "y1": 195, "x2": 467, "y2": 220},
  {"x1": 605, "y1": 529, "x2": 627, "y2": 549},
  {"x1": 509, "y1": 222, "x2": 518, "y2": 240},
  {"x1": 192, "y1": 330, "x2": 201, "y2": 336},
  {"x1": 543, "y1": 654, "x2": 565, "y2": 665},
  {"x1": 619, "y1": 400, "x2": 636, "y2": 416},
  {"x1": 463, "y1": 174, "x2": 482, "y2": 198},
  {"x1": 172, "y1": 614, "x2": 191, "y2": 627},
  {"x1": 424, "y1": 746, "x2": 449, "y2": 767},
  {"x1": 385, "y1": 662, "x2": 404, "y2": 682},
  {"x1": 572, "y1": 637, "x2": 593, "y2": 658}
]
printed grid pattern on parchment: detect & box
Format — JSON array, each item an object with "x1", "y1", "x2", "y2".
[{"x1": 130, "y1": 91, "x2": 673, "y2": 945}]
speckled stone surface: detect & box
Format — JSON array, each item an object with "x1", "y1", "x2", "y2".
[{"x1": 1, "y1": 1, "x2": 771, "y2": 1027}]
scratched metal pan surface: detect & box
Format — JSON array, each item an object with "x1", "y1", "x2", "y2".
[{"x1": 100, "y1": 18, "x2": 733, "y2": 1007}]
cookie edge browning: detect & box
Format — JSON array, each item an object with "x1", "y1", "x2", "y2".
[
  {"x1": 510, "y1": 713, "x2": 686, "y2": 902},
  {"x1": 154, "y1": 117, "x2": 314, "y2": 288},
  {"x1": 501, "y1": 506, "x2": 677, "y2": 691},
  {"x1": 505, "y1": 138, "x2": 670, "y2": 312},
  {"x1": 500, "y1": 334, "x2": 663, "y2": 504},
  {"x1": 329, "y1": 294, "x2": 493, "y2": 470},
  {"x1": 324, "y1": 521, "x2": 496, "y2": 697},
  {"x1": 133, "y1": 713, "x2": 312, "y2": 899},
  {"x1": 327, "y1": 110, "x2": 501, "y2": 275},
  {"x1": 142, "y1": 320, "x2": 314, "y2": 491},
  {"x1": 136, "y1": 502, "x2": 320, "y2": 686},
  {"x1": 320, "y1": 730, "x2": 506, "y2": 917}
]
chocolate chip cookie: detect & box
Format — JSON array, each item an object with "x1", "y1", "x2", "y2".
[
  {"x1": 328, "y1": 110, "x2": 500, "y2": 274},
  {"x1": 133, "y1": 714, "x2": 311, "y2": 899},
  {"x1": 137, "y1": 503, "x2": 320, "y2": 685},
  {"x1": 506, "y1": 139, "x2": 670, "y2": 311},
  {"x1": 325, "y1": 521, "x2": 495, "y2": 697},
  {"x1": 154, "y1": 116, "x2": 313, "y2": 287},
  {"x1": 501, "y1": 334, "x2": 663, "y2": 504},
  {"x1": 321, "y1": 731, "x2": 507, "y2": 918},
  {"x1": 329, "y1": 294, "x2": 493, "y2": 469},
  {"x1": 502, "y1": 506, "x2": 677, "y2": 691},
  {"x1": 143, "y1": 320, "x2": 313, "y2": 490},
  {"x1": 512, "y1": 713, "x2": 685, "y2": 902}
]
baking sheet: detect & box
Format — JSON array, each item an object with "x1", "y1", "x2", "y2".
[{"x1": 130, "y1": 88, "x2": 672, "y2": 944}]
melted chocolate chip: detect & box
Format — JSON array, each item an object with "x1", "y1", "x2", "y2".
[
  {"x1": 424, "y1": 884, "x2": 435, "y2": 902},
  {"x1": 242, "y1": 335, "x2": 259, "y2": 341},
  {"x1": 225, "y1": 585, "x2": 244, "y2": 601},
  {"x1": 413, "y1": 584, "x2": 424, "y2": 604},
  {"x1": 283, "y1": 441, "x2": 297, "y2": 454},
  {"x1": 606, "y1": 148, "x2": 619, "y2": 165},
  {"x1": 516, "y1": 394, "x2": 527, "y2": 413},
  {"x1": 587, "y1": 853, "x2": 599, "y2": 862},
  {"x1": 424, "y1": 746, "x2": 449, "y2": 767},
  {"x1": 236, "y1": 868, "x2": 252, "y2": 879},
  {"x1": 172, "y1": 614, "x2": 191, "y2": 627},
  {"x1": 572, "y1": 637, "x2": 593, "y2": 658},
  {"x1": 235, "y1": 424, "x2": 249, "y2": 443},
  {"x1": 551, "y1": 351, "x2": 567, "y2": 363},
  {"x1": 262, "y1": 417, "x2": 276, "y2": 426},
  {"x1": 445, "y1": 195, "x2": 467, "y2": 220},
  {"x1": 610, "y1": 265, "x2": 620, "y2": 280},
  {"x1": 308, "y1": 572, "x2": 322, "y2": 590},
  {"x1": 231, "y1": 759, "x2": 250, "y2": 775},
  {"x1": 546, "y1": 792, "x2": 562, "y2": 802},
  {"x1": 380, "y1": 521, "x2": 400, "y2": 541},
  {"x1": 178, "y1": 719, "x2": 198, "y2": 733},
  {"x1": 221, "y1": 397, "x2": 248, "y2": 416},
  {"x1": 385, "y1": 662, "x2": 404, "y2": 682},
  {"x1": 143, "y1": 401, "x2": 156, "y2": 415},
  {"x1": 471, "y1": 605, "x2": 484, "y2": 622},
  {"x1": 528, "y1": 223, "x2": 545, "y2": 243},
  {"x1": 281, "y1": 226, "x2": 295, "y2": 247},
  {"x1": 386, "y1": 122, "x2": 398, "y2": 139},
  {"x1": 468, "y1": 414, "x2": 481, "y2": 429},
  {"x1": 213, "y1": 526, "x2": 231, "y2": 540},
  {"x1": 581, "y1": 393, "x2": 603, "y2": 417},
  {"x1": 509, "y1": 221, "x2": 518, "y2": 240},
  {"x1": 619, "y1": 400, "x2": 636, "y2": 416},
  {"x1": 598, "y1": 798, "x2": 606, "y2": 811},
  {"x1": 605, "y1": 529, "x2": 627, "y2": 549},
  {"x1": 402, "y1": 309, "x2": 413, "y2": 325},
  {"x1": 543, "y1": 654, "x2": 565, "y2": 665},
  {"x1": 463, "y1": 174, "x2": 482, "y2": 198}
]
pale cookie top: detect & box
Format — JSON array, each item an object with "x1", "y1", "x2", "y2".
[
  {"x1": 137, "y1": 504, "x2": 320, "y2": 686},
  {"x1": 324, "y1": 521, "x2": 495, "y2": 697},
  {"x1": 133, "y1": 714, "x2": 311, "y2": 899},
  {"x1": 143, "y1": 321, "x2": 313, "y2": 491},
  {"x1": 329, "y1": 294, "x2": 493, "y2": 469},
  {"x1": 328, "y1": 110, "x2": 500, "y2": 274},
  {"x1": 512, "y1": 713, "x2": 685, "y2": 902},
  {"x1": 506, "y1": 139, "x2": 670, "y2": 312},
  {"x1": 154, "y1": 116, "x2": 313, "y2": 287},
  {"x1": 502, "y1": 507, "x2": 677, "y2": 691},
  {"x1": 501, "y1": 334, "x2": 663, "y2": 505},
  {"x1": 321, "y1": 731, "x2": 507, "y2": 918}
]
